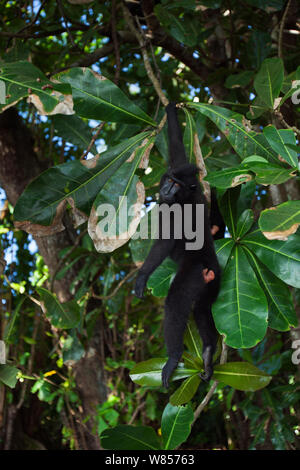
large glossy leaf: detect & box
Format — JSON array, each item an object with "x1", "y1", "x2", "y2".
[
  {"x1": 258, "y1": 200, "x2": 300, "y2": 240},
  {"x1": 147, "y1": 258, "x2": 177, "y2": 297},
  {"x1": 244, "y1": 247, "x2": 297, "y2": 331},
  {"x1": 254, "y1": 57, "x2": 284, "y2": 108},
  {"x1": 243, "y1": 229, "x2": 300, "y2": 288},
  {"x1": 0, "y1": 61, "x2": 73, "y2": 114},
  {"x1": 215, "y1": 238, "x2": 235, "y2": 271},
  {"x1": 169, "y1": 374, "x2": 201, "y2": 406},
  {"x1": 183, "y1": 109, "x2": 197, "y2": 164},
  {"x1": 129, "y1": 358, "x2": 198, "y2": 386},
  {"x1": 184, "y1": 317, "x2": 203, "y2": 361},
  {"x1": 236, "y1": 209, "x2": 254, "y2": 238},
  {"x1": 263, "y1": 126, "x2": 298, "y2": 168},
  {"x1": 219, "y1": 187, "x2": 241, "y2": 238},
  {"x1": 14, "y1": 132, "x2": 149, "y2": 236},
  {"x1": 101, "y1": 425, "x2": 161, "y2": 450},
  {"x1": 213, "y1": 245, "x2": 268, "y2": 348},
  {"x1": 58, "y1": 67, "x2": 156, "y2": 126},
  {"x1": 37, "y1": 287, "x2": 80, "y2": 329},
  {"x1": 205, "y1": 166, "x2": 253, "y2": 189},
  {"x1": 206, "y1": 161, "x2": 296, "y2": 188},
  {"x1": 213, "y1": 362, "x2": 271, "y2": 391},
  {"x1": 0, "y1": 365, "x2": 19, "y2": 388},
  {"x1": 52, "y1": 115, "x2": 97, "y2": 153},
  {"x1": 189, "y1": 103, "x2": 278, "y2": 163},
  {"x1": 88, "y1": 138, "x2": 155, "y2": 252},
  {"x1": 161, "y1": 403, "x2": 194, "y2": 450},
  {"x1": 246, "y1": 161, "x2": 297, "y2": 185}
]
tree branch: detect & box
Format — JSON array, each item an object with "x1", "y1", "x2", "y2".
[{"x1": 123, "y1": 4, "x2": 169, "y2": 106}]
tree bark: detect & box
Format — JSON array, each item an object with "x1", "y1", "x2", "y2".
[{"x1": 0, "y1": 108, "x2": 106, "y2": 449}]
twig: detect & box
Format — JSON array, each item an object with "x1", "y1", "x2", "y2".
[
  {"x1": 128, "y1": 401, "x2": 145, "y2": 425},
  {"x1": 192, "y1": 340, "x2": 227, "y2": 425},
  {"x1": 111, "y1": 0, "x2": 121, "y2": 85},
  {"x1": 123, "y1": 4, "x2": 169, "y2": 107},
  {"x1": 91, "y1": 267, "x2": 139, "y2": 300},
  {"x1": 80, "y1": 123, "x2": 105, "y2": 161},
  {"x1": 278, "y1": 0, "x2": 292, "y2": 59},
  {"x1": 57, "y1": 0, "x2": 78, "y2": 50},
  {"x1": 275, "y1": 109, "x2": 300, "y2": 136}
]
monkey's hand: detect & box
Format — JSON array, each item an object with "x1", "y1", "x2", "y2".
[
  {"x1": 162, "y1": 358, "x2": 178, "y2": 388},
  {"x1": 134, "y1": 272, "x2": 147, "y2": 299},
  {"x1": 202, "y1": 268, "x2": 215, "y2": 284}
]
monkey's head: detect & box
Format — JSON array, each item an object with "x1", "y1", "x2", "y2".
[{"x1": 159, "y1": 163, "x2": 200, "y2": 204}]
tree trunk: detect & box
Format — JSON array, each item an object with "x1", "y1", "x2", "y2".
[{"x1": 0, "y1": 108, "x2": 106, "y2": 449}]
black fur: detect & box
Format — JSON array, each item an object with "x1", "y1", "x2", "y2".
[{"x1": 135, "y1": 103, "x2": 221, "y2": 388}]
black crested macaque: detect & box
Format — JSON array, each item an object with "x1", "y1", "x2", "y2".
[{"x1": 135, "y1": 102, "x2": 221, "y2": 388}]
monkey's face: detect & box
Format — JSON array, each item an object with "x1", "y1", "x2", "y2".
[{"x1": 159, "y1": 173, "x2": 198, "y2": 204}]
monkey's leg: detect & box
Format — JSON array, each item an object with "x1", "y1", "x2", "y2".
[
  {"x1": 193, "y1": 296, "x2": 218, "y2": 382},
  {"x1": 162, "y1": 265, "x2": 205, "y2": 388}
]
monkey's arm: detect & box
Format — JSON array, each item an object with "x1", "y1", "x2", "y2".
[
  {"x1": 135, "y1": 238, "x2": 175, "y2": 299},
  {"x1": 166, "y1": 102, "x2": 187, "y2": 168}
]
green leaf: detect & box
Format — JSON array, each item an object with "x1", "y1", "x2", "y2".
[
  {"x1": 170, "y1": 374, "x2": 201, "y2": 406},
  {"x1": 205, "y1": 166, "x2": 253, "y2": 189},
  {"x1": 52, "y1": 115, "x2": 97, "y2": 153},
  {"x1": 161, "y1": 403, "x2": 194, "y2": 450},
  {"x1": 247, "y1": 31, "x2": 272, "y2": 69},
  {"x1": 263, "y1": 126, "x2": 299, "y2": 168},
  {"x1": 62, "y1": 331, "x2": 85, "y2": 363},
  {"x1": 213, "y1": 246, "x2": 268, "y2": 348},
  {"x1": 147, "y1": 258, "x2": 177, "y2": 297},
  {"x1": 189, "y1": 103, "x2": 278, "y2": 163},
  {"x1": 213, "y1": 362, "x2": 271, "y2": 391},
  {"x1": 259, "y1": 201, "x2": 300, "y2": 240},
  {"x1": 0, "y1": 61, "x2": 72, "y2": 114},
  {"x1": 101, "y1": 425, "x2": 161, "y2": 450},
  {"x1": 37, "y1": 287, "x2": 80, "y2": 329},
  {"x1": 129, "y1": 358, "x2": 198, "y2": 386},
  {"x1": 184, "y1": 318, "x2": 203, "y2": 361},
  {"x1": 4, "y1": 297, "x2": 25, "y2": 342},
  {"x1": 245, "y1": 161, "x2": 297, "y2": 185},
  {"x1": 220, "y1": 187, "x2": 241, "y2": 238},
  {"x1": 88, "y1": 138, "x2": 154, "y2": 252},
  {"x1": 243, "y1": 229, "x2": 300, "y2": 288},
  {"x1": 58, "y1": 67, "x2": 156, "y2": 126},
  {"x1": 215, "y1": 238, "x2": 235, "y2": 271},
  {"x1": 225, "y1": 71, "x2": 254, "y2": 89},
  {"x1": 0, "y1": 365, "x2": 19, "y2": 388},
  {"x1": 236, "y1": 209, "x2": 254, "y2": 238},
  {"x1": 243, "y1": 247, "x2": 297, "y2": 331},
  {"x1": 254, "y1": 58, "x2": 284, "y2": 108},
  {"x1": 14, "y1": 132, "x2": 149, "y2": 233},
  {"x1": 154, "y1": 5, "x2": 198, "y2": 47}
]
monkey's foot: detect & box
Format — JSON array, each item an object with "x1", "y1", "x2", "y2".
[
  {"x1": 162, "y1": 358, "x2": 179, "y2": 388},
  {"x1": 199, "y1": 367, "x2": 213, "y2": 383},
  {"x1": 134, "y1": 274, "x2": 147, "y2": 299}
]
